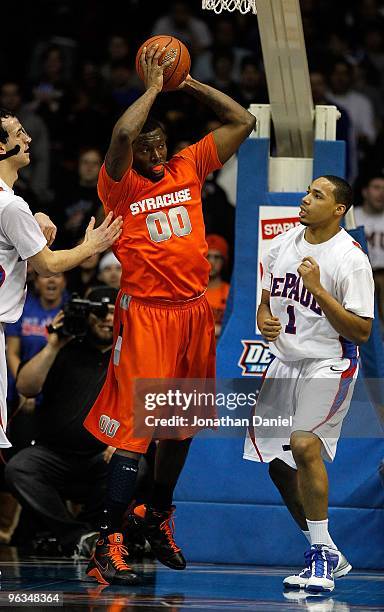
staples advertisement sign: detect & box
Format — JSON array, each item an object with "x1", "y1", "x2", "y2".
[{"x1": 256, "y1": 206, "x2": 300, "y2": 333}]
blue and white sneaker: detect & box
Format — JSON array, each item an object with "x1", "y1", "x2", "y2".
[
  {"x1": 305, "y1": 545, "x2": 338, "y2": 593},
  {"x1": 284, "y1": 548, "x2": 351, "y2": 590},
  {"x1": 284, "y1": 549, "x2": 312, "y2": 589}
]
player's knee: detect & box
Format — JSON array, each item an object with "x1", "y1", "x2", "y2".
[{"x1": 290, "y1": 432, "x2": 321, "y2": 464}]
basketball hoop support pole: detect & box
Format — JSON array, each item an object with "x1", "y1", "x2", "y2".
[{"x1": 248, "y1": 103, "x2": 341, "y2": 193}]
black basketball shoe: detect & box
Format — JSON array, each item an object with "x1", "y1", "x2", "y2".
[
  {"x1": 86, "y1": 532, "x2": 140, "y2": 585},
  {"x1": 133, "y1": 505, "x2": 186, "y2": 570}
]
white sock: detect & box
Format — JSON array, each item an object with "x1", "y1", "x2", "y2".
[
  {"x1": 302, "y1": 529, "x2": 311, "y2": 544},
  {"x1": 306, "y1": 519, "x2": 338, "y2": 549}
]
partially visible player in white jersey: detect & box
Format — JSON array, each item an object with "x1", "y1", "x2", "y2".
[
  {"x1": 0, "y1": 107, "x2": 123, "y2": 452},
  {"x1": 244, "y1": 175, "x2": 374, "y2": 593},
  {"x1": 353, "y1": 173, "x2": 384, "y2": 328}
]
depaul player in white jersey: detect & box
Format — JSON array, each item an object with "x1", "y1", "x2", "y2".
[
  {"x1": 0, "y1": 107, "x2": 123, "y2": 450},
  {"x1": 244, "y1": 175, "x2": 374, "y2": 593}
]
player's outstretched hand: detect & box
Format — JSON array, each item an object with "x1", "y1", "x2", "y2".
[
  {"x1": 260, "y1": 316, "x2": 282, "y2": 342},
  {"x1": 83, "y1": 212, "x2": 123, "y2": 255},
  {"x1": 140, "y1": 44, "x2": 175, "y2": 92},
  {"x1": 35, "y1": 212, "x2": 57, "y2": 246}
]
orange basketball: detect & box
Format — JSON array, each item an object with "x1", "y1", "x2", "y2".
[{"x1": 135, "y1": 35, "x2": 191, "y2": 92}]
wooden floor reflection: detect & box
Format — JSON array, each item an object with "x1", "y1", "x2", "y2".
[{"x1": 0, "y1": 546, "x2": 383, "y2": 611}]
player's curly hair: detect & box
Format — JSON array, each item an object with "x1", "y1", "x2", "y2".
[
  {"x1": 321, "y1": 175, "x2": 353, "y2": 213},
  {"x1": 0, "y1": 107, "x2": 14, "y2": 144}
]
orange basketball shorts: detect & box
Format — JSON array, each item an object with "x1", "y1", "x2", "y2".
[{"x1": 83, "y1": 291, "x2": 216, "y2": 453}]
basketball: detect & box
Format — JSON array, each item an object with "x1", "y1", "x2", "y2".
[{"x1": 135, "y1": 35, "x2": 191, "y2": 92}]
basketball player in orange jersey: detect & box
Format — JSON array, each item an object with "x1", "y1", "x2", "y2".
[{"x1": 84, "y1": 43, "x2": 256, "y2": 585}]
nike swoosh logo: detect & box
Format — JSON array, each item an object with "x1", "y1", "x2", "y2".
[
  {"x1": 330, "y1": 366, "x2": 346, "y2": 372},
  {"x1": 94, "y1": 558, "x2": 108, "y2": 573}
]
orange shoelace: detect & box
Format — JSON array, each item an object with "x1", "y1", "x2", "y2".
[
  {"x1": 107, "y1": 543, "x2": 132, "y2": 571},
  {"x1": 159, "y1": 515, "x2": 181, "y2": 553}
]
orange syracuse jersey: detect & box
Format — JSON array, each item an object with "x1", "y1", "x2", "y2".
[{"x1": 98, "y1": 132, "x2": 222, "y2": 301}]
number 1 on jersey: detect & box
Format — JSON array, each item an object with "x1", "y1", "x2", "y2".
[{"x1": 285, "y1": 305, "x2": 297, "y2": 334}]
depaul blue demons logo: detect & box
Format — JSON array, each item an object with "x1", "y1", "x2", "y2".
[{"x1": 238, "y1": 340, "x2": 274, "y2": 376}]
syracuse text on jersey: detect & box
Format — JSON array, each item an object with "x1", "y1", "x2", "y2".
[{"x1": 130, "y1": 188, "x2": 192, "y2": 215}]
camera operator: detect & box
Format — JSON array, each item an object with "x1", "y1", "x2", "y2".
[{"x1": 4, "y1": 286, "x2": 118, "y2": 558}]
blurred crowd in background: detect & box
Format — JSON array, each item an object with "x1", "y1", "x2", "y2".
[
  {"x1": 0, "y1": 0, "x2": 384, "y2": 553},
  {"x1": 0, "y1": 0, "x2": 383, "y2": 289},
  {"x1": 1, "y1": 1, "x2": 383, "y2": 314}
]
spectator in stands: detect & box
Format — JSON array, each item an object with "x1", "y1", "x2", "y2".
[
  {"x1": 54, "y1": 147, "x2": 104, "y2": 249},
  {"x1": 354, "y1": 173, "x2": 384, "y2": 329},
  {"x1": 193, "y1": 16, "x2": 250, "y2": 84},
  {"x1": 202, "y1": 168, "x2": 234, "y2": 257},
  {"x1": 326, "y1": 59, "x2": 377, "y2": 156},
  {"x1": 0, "y1": 81, "x2": 51, "y2": 208},
  {"x1": 62, "y1": 60, "x2": 113, "y2": 154},
  {"x1": 5, "y1": 287, "x2": 118, "y2": 559},
  {"x1": 206, "y1": 234, "x2": 230, "y2": 338},
  {"x1": 6, "y1": 273, "x2": 68, "y2": 450},
  {"x1": 235, "y1": 56, "x2": 268, "y2": 109},
  {"x1": 110, "y1": 60, "x2": 142, "y2": 114},
  {"x1": 309, "y1": 69, "x2": 357, "y2": 182},
  {"x1": 78, "y1": 60, "x2": 110, "y2": 113},
  {"x1": 66, "y1": 250, "x2": 101, "y2": 298},
  {"x1": 62, "y1": 88, "x2": 112, "y2": 157},
  {"x1": 29, "y1": 45, "x2": 70, "y2": 137},
  {"x1": 97, "y1": 251, "x2": 121, "y2": 290},
  {"x1": 207, "y1": 50, "x2": 240, "y2": 100},
  {"x1": 151, "y1": 0, "x2": 212, "y2": 57},
  {"x1": 101, "y1": 35, "x2": 132, "y2": 83},
  {"x1": 202, "y1": 118, "x2": 238, "y2": 207},
  {"x1": 357, "y1": 25, "x2": 384, "y2": 91},
  {"x1": 352, "y1": 0, "x2": 384, "y2": 30},
  {"x1": 26, "y1": 3, "x2": 77, "y2": 85}
]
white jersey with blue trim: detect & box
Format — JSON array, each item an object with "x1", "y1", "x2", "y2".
[
  {"x1": 0, "y1": 178, "x2": 46, "y2": 324},
  {"x1": 261, "y1": 225, "x2": 374, "y2": 361}
]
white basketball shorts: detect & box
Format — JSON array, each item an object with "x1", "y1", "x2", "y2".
[
  {"x1": 0, "y1": 325, "x2": 11, "y2": 448},
  {"x1": 243, "y1": 355, "x2": 358, "y2": 469}
]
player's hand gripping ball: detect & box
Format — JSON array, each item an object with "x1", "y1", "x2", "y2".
[{"x1": 136, "y1": 35, "x2": 191, "y2": 91}]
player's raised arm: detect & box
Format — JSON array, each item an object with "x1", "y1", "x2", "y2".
[
  {"x1": 179, "y1": 77, "x2": 256, "y2": 164},
  {"x1": 105, "y1": 44, "x2": 175, "y2": 181},
  {"x1": 29, "y1": 213, "x2": 122, "y2": 276}
]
